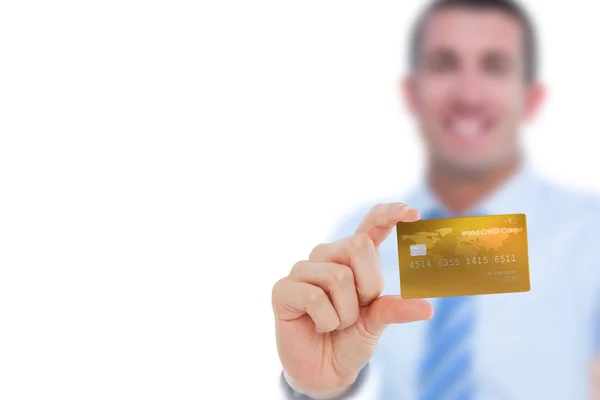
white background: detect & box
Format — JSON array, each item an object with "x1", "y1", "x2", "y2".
[{"x1": 0, "y1": 1, "x2": 598, "y2": 398}]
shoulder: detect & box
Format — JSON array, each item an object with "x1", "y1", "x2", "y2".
[
  {"x1": 545, "y1": 184, "x2": 600, "y2": 294},
  {"x1": 529, "y1": 178, "x2": 600, "y2": 283},
  {"x1": 535, "y1": 177, "x2": 600, "y2": 227}
]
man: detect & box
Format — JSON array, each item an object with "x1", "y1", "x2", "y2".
[{"x1": 272, "y1": 0, "x2": 600, "y2": 398}]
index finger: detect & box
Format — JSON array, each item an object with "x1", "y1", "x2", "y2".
[{"x1": 356, "y1": 203, "x2": 420, "y2": 247}]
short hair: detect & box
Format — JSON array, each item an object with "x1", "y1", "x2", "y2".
[{"x1": 409, "y1": 0, "x2": 538, "y2": 82}]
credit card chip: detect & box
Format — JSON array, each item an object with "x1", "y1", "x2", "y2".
[{"x1": 410, "y1": 244, "x2": 427, "y2": 256}]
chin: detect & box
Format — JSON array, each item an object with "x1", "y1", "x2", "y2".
[{"x1": 436, "y1": 154, "x2": 507, "y2": 177}]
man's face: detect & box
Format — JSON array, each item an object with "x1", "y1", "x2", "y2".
[{"x1": 405, "y1": 8, "x2": 543, "y2": 174}]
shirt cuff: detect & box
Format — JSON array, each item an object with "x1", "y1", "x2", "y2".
[{"x1": 279, "y1": 363, "x2": 379, "y2": 399}]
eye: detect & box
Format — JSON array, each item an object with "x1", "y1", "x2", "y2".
[
  {"x1": 425, "y1": 51, "x2": 458, "y2": 74},
  {"x1": 483, "y1": 52, "x2": 513, "y2": 76}
]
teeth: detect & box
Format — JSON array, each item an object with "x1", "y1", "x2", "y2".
[{"x1": 452, "y1": 120, "x2": 481, "y2": 137}]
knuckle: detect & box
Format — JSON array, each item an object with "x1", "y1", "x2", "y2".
[
  {"x1": 338, "y1": 301, "x2": 360, "y2": 328},
  {"x1": 329, "y1": 265, "x2": 354, "y2": 287},
  {"x1": 363, "y1": 284, "x2": 384, "y2": 301},
  {"x1": 348, "y1": 232, "x2": 372, "y2": 254},
  {"x1": 307, "y1": 287, "x2": 326, "y2": 306},
  {"x1": 393, "y1": 202, "x2": 407, "y2": 212},
  {"x1": 372, "y1": 202, "x2": 386, "y2": 211},
  {"x1": 370, "y1": 203, "x2": 385, "y2": 215},
  {"x1": 309, "y1": 243, "x2": 328, "y2": 260},
  {"x1": 290, "y1": 260, "x2": 308, "y2": 276},
  {"x1": 360, "y1": 276, "x2": 384, "y2": 301},
  {"x1": 361, "y1": 289, "x2": 380, "y2": 302},
  {"x1": 271, "y1": 278, "x2": 286, "y2": 305}
]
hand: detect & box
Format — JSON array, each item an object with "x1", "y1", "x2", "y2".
[{"x1": 272, "y1": 203, "x2": 434, "y2": 399}]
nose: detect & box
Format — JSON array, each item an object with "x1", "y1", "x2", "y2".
[{"x1": 451, "y1": 69, "x2": 485, "y2": 110}]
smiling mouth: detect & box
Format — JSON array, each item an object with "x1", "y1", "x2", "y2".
[{"x1": 444, "y1": 118, "x2": 494, "y2": 142}]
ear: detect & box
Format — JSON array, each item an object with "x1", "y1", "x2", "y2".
[
  {"x1": 401, "y1": 75, "x2": 418, "y2": 115},
  {"x1": 524, "y1": 82, "x2": 546, "y2": 121}
]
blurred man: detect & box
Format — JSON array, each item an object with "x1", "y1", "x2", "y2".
[{"x1": 272, "y1": 0, "x2": 600, "y2": 398}]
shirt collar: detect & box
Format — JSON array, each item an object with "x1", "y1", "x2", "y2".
[{"x1": 404, "y1": 161, "x2": 541, "y2": 217}]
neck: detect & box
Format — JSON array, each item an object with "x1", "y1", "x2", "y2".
[{"x1": 428, "y1": 155, "x2": 521, "y2": 215}]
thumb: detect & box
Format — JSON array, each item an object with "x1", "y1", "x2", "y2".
[{"x1": 362, "y1": 296, "x2": 434, "y2": 337}]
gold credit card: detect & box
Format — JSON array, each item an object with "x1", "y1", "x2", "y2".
[{"x1": 396, "y1": 214, "x2": 530, "y2": 299}]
